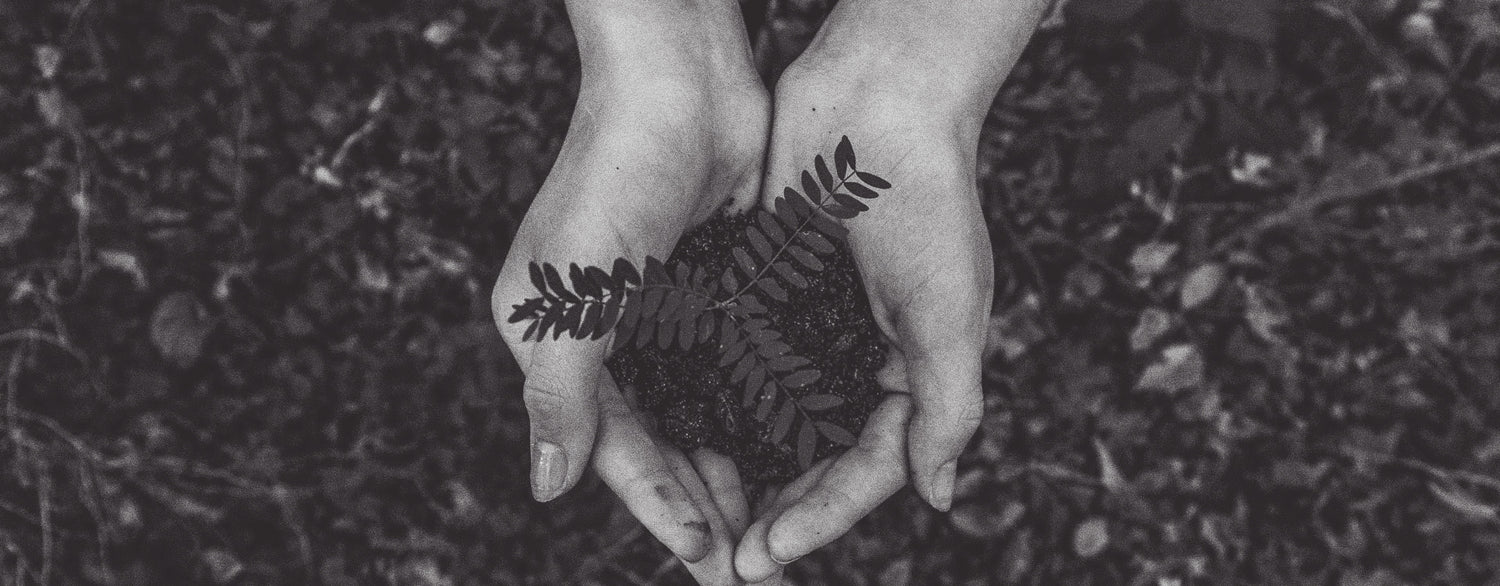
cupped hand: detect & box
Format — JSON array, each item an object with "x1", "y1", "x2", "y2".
[
  {"x1": 733, "y1": 54, "x2": 1009, "y2": 582},
  {"x1": 490, "y1": 4, "x2": 769, "y2": 582}
]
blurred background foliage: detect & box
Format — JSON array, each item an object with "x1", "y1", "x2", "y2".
[{"x1": 2, "y1": 0, "x2": 1500, "y2": 583}]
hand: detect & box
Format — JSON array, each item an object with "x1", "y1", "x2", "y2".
[
  {"x1": 732, "y1": 1, "x2": 1048, "y2": 579},
  {"x1": 489, "y1": 2, "x2": 768, "y2": 582}
]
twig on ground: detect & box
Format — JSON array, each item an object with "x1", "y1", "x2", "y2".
[{"x1": 1213, "y1": 142, "x2": 1500, "y2": 255}]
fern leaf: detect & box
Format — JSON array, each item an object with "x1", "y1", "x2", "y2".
[
  {"x1": 773, "y1": 198, "x2": 799, "y2": 227},
  {"x1": 612, "y1": 258, "x2": 640, "y2": 288},
  {"x1": 741, "y1": 376, "x2": 763, "y2": 407},
  {"x1": 745, "y1": 366, "x2": 766, "y2": 406},
  {"x1": 845, "y1": 182, "x2": 878, "y2": 199},
  {"x1": 676, "y1": 302, "x2": 699, "y2": 351},
  {"x1": 644, "y1": 256, "x2": 670, "y2": 285},
  {"x1": 614, "y1": 291, "x2": 642, "y2": 348},
  {"x1": 660, "y1": 289, "x2": 686, "y2": 321},
  {"x1": 569, "y1": 263, "x2": 600, "y2": 298},
  {"x1": 784, "y1": 187, "x2": 813, "y2": 218},
  {"x1": 797, "y1": 423, "x2": 816, "y2": 470},
  {"x1": 586, "y1": 265, "x2": 613, "y2": 294},
  {"x1": 543, "y1": 263, "x2": 577, "y2": 303},
  {"x1": 781, "y1": 369, "x2": 820, "y2": 388},
  {"x1": 757, "y1": 278, "x2": 788, "y2": 302},
  {"x1": 745, "y1": 320, "x2": 777, "y2": 342},
  {"x1": 528, "y1": 262, "x2": 547, "y2": 294},
  {"x1": 641, "y1": 287, "x2": 666, "y2": 320},
  {"x1": 673, "y1": 263, "x2": 691, "y2": 287},
  {"x1": 801, "y1": 171, "x2": 821, "y2": 202},
  {"x1": 720, "y1": 337, "x2": 748, "y2": 367},
  {"x1": 754, "y1": 392, "x2": 776, "y2": 420},
  {"x1": 768, "y1": 354, "x2": 810, "y2": 371},
  {"x1": 738, "y1": 294, "x2": 767, "y2": 315},
  {"x1": 537, "y1": 302, "x2": 563, "y2": 340},
  {"x1": 798, "y1": 230, "x2": 835, "y2": 255},
  {"x1": 731, "y1": 353, "x2": 756, "y2": 383},
  {"x1": 786, "y1": 246, "x2": 825, "y2": 272},
  {"x1": 807, "y1": 211, "x2": 849, "y2": 240},
  {"x1": 772, "y1": 400, "x2": 796, "y2": 442},
  {"x1": 834, "y1": 135, "x2": 855, "y2": 175},
  {"x1": 720, "y1": 316, "x2": 741, "y2": 350},
  {"x1": 655, "y1": 319, "x2": 675, "y2": 350},
  {"x1": 815, "y1": 155, "x2": 835, "y2": 192},
  {"x1": 507, "y1": 297, "x2": 545, "y2": 323},
  {"x1": 771, "y1": 262, "x2": 808, "y2": 289},
  {"x1": 719, "y1": 267, "x2": 738, "y2": 295},
  {"x1": 559, "y1": 304, "x2": 584, "y2": 339},
  {"x1": 815, "y1": 421, "x2": 858, "y2": 446},
  {"x1": 696, "y1": 311, "x2": 715, "y2": 344},
  {"x1": 522, "y1": 320, "x2": 540, "y2": 342},
  {"x1": 824, "y1": 203, "x2": 859, "y2": 219},
  {"x1": 830, "y1": 191, "x2": 868, "y2": 212},
  {"x1": 756, "y1": 210, "x2": 787, "y2": 246},
  {"x1": 580, "y1": 303, "x2": 602, "y2": 338},
  {"x1": 597, "y1": 295, "x2": 622, "y2": 340},
  {"x1": 855, "y1": 171, "x2": 890, "y2": 189},
  {"x1": 733, "y1": 247, "x2": 758, "y2": 278},
  {"x1": 760, "y1": 339, "x2": 792, "y2": 358},
  {"x1": 746, "y1": 229, "x2": 775, "y2": 263},
  {"x1": 799, "y1": 394, "x2": 845, "y2": 411}
]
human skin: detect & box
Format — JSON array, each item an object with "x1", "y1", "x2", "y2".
[
  {"x1": 491, "y1": 0, "x2": 1046, "y2": 583},
  {"x1": 489, "y1": 0, "x2": 771, "y2": 583},
  {"x1": 729, "y1": 0, "x2": 1049, "y2": 580}
]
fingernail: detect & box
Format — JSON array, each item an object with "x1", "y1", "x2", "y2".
[
  {"x1": 532, "y1": 440, "x2": 567, "y2": 501},
  {"x1": 767, "y1": 519, "x2": 803, "y2": 565},
  {"x1": 769, "y1": 545, "x2": 802, "y2": 566},
  {"x1": 676, "y1": 520, "x2": 712, "y2": 563},
  {"x1": 931, "y1": 460, "x2": 956, "y2": 512}
]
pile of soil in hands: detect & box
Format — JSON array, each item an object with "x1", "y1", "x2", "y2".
[{"x1": 606, "y1": 213, "x2": 887, "y2": 485}]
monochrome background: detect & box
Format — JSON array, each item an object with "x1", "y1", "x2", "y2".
[{"x1": 2, "y1": 0, "x2": 1499, "y2": 583}]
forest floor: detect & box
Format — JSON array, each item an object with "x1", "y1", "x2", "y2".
[{"x1": 3, "y1": 0, "x2": 1500, "y2": 584}]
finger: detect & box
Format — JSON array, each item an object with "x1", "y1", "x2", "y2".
[
  {"x1": 735, "y1": 458, "x2": 837, "y2": 583},
  {"x1": 593, "y1": 380, "x2": 711, "y2": 563},
  {"x1": 691, "y1": 449, "x2": 751, "y2": 537},
  {"x1": 766, "y1": 394, "x2": 913, "y2": 564},
  {"x1": 663, "y1": 450, "x2": 741, "y2": 586},
  {"x1": 875, "y1": 346, "x2": 910, "y2": 393},
  {"x1": 905, "y1": 346, "x2": 984, "y2": 512},
  {"x1": 519, "y1": 339, "x2": 605, "y2": 502}
]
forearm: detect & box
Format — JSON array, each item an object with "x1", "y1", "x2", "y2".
[
  {"x1": 563, "y1": 0, "x2": 754, "y2": 84},
  {"x1": 801, "y1": 0, "x2": 1050, "y2": 117}
]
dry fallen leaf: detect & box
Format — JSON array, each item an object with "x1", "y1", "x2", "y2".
[
  {"x1": 1180, "y1": 263, "x2": 1226, "y2": 309},
  {"x1": 1073, "y1": 516, "x2": 1110, "y2": 558},
  {"x1": 1130, "y1": 242, "x2": 1179, "y2": 280},
  {"x1": 150, "y1": 292, "x2": 213, "y2": 366},
  {"x1": 1129, "y1": 307, "x2": 1173, "y2": 352},
  {"x1": 1136, "y1": 344, "x2": 1205, "y2": 392}
]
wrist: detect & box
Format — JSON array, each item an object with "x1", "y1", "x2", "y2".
[
  {"x1": 790, "y1": 0, "x2": 1048, "y2": 120},
  {"x1": 565, "y1": 1, "x2": 757, "y2": 92}
]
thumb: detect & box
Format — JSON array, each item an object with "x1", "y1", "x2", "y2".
[
  {"x1": 518, "y1": 339, "x2": 604, "y2": 502},
  {"x1": 904, "y1": 345, "x2": 984, "y2": 512}
]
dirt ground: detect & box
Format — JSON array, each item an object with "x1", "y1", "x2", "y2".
[{"x1": 3, "y1": 0, "x2": 1500, "y2": 584}]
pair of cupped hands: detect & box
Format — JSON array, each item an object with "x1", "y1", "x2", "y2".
[{"x1": 491, "y1": 3, "x2": 1037, "y2": 583}]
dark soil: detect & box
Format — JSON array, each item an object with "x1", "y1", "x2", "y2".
[{"x1": 606, "y1": 213, "x2": 886, "y2": 485}]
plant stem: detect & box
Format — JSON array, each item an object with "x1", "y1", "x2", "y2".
[{"x1": 728, "y1": 169, "x2": 854, "y2": 301}]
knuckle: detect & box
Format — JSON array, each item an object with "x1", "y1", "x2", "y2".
[{"x1": 522, "y1": 376, "x2": 580, "y2": 414}]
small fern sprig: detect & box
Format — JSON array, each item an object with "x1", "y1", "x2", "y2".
[{"x1": 507, "y1": 136, "x2": 892, "y2": 470}]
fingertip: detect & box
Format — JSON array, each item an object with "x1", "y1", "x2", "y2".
[
  {"x1": 931, "y1": 459, "x2": 956, "y2": 512},
  {"x1": 734, "y1": 519, "x2": 782, "y2": 583},
  {"x1": 530, "y1": 439, "x2": 569, "y2": 502},
  {"x1": 766, "y1": 512, "x2": 809, "y2": 565},
  {"x1": 677, "y1": 519, "x2": 713, "y2": 563}
]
